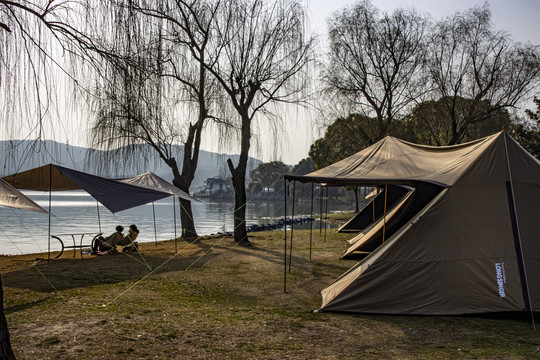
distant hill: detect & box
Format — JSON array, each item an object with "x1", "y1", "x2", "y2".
[{"x1": 0, "y1": 140, "x2": 262, "y2": 190}]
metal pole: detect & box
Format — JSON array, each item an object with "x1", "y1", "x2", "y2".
[
  {"x1": 319, "y1": 185, "x2": 323, "y2": 236},
  {"x1": 96, "y1": 201, "x2": 102, "y2": 234},
  {"x1": 504, "y1": 134, "x2": 535, "y2": 330},
  {"x1": 310, "y1": 182, "x2": 314, "y2": 260},
  {"x1": 383, "y1": 183, "x2": 388, "y2": 243},
  {"x1": 173, "y1": 197, "x2": 178, "y2": 253},
  {"x1": 48, "y1": 167, "x2": 52, "y2": 261},
  {"x1": 152, "y1": 202, "x2": 157, "y2": 247},
  {"x1": 288, "y1": 181, "x2": 296, "y2": 273},
  {"x1": 283, "y1": 177, "x2": 287, "y2": 293},
  {"x1": 324, "y1": 186, "x2": 328, "y2": 242}
]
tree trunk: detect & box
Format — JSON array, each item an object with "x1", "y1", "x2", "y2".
[
  {"x1": 171, "y1": 154, "x2": 199, "y2": 239},
  {"x1": 0, "y1": 276, "x2": 15, "y2": 360},
  {"x1": 227, "y1": 159, "x2": 250, "y2": 246},
  {"x1": 354, "y1": 187, "x2": 359, "y2": 213},
  {"x1": 179, "y1": 197, "x2": 197, "y2": 238}
]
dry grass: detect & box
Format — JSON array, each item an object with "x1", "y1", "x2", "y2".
[{"x1": 1, "y1": 228, "x2": 539, "y2": 359}]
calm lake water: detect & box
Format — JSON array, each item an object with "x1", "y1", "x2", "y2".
[{"x1": 0, "y1": 190, "x2": 354, "y2": 255}]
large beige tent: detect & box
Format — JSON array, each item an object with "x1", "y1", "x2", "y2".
[{"x1": 286, "y1": 131, "x2": 540, "y2": 315}]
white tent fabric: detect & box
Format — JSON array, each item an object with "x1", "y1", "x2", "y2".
[
  {"x1": 119, "y1": 172, "x2": 200, "y2": 203},
  {"x1": 0, "y1": 179, "x2": 48, "y2": 214}
]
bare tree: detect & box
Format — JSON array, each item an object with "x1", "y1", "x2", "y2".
[
  {"x1": 426, "y1": 3, "x2": 540, "y2": 145},
  {"x1": 200, "y1": 0, "x2": 315, "y2": 244},
  {"x1": 324, "y1": 0, "x2": 428, "y2": 141},
  {"x1": 0, "y1": 1, "x2": 107, "y2": 142},
  {"x1": 0, "y1": 2, "x2": 105, "y2": 357},
  {"x1": 88, "y1": 0, "x2": 228, "y2": 238}
]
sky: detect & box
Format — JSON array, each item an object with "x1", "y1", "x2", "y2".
[
  {"x1": 308, "y1": 0, "x2": 540, "y2": 44},
  {"x1": 262, "y1": 0, "x2": 540, "y2": 165},
  {"x1": 4, "y1": 0, "x2": 540, "y2": 167}
]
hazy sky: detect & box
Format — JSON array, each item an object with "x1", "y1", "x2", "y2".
[
  {"x1": 7, "y1": 1, "x2": 539, "y2": 167},
  {"x1": 262, "y1": 0, "x2": 540, "y2": 165},
  {"x1": 309, "y1": 0, "x2": 540, "y2": 44}
]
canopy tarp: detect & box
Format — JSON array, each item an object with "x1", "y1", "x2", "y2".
[
  {"x1": 0, "y1": 179, "x2": 48, "y2": 214},
  {"x1": 2, "y1": 164, "x2": 170, "y2": 213},
  {"x1": 119, "y1": 172, "x2": 200, "y2": 203}
]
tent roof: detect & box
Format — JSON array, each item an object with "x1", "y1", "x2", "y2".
[
  {"x1": 2, "y1": 164, "x2": 171, "y2": 213},
  {"x1": 0, "y1": 179, "x2": 49, "y2": 214},
  {"x1": 286, "y1": 132, "x2": 506, "y2": 187},
  {"x1": 119, "y1": 172, "x2": 200, "y2": 203}
]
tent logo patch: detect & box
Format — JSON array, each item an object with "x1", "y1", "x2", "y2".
[{"x1": 495, "y1": 262, "x2": 506, "y2": 298}]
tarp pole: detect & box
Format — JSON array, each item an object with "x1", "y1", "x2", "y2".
[
  {"x1": 288, "y1": 181, "x2": 296, "y2": 273},
  {"x1": 372, "y1": 187, "x2": 376, "y2": 222},
  {"x1": 47, "y1": 167, "x2": 52, "y2": 261},
  {"x1": 152, "y1": 202, "x2": 157, "y2": 247},
  {"x1": 504, "y1": 135, "x2": 535, "y2": 329},
  {"x1": 283, "y1": 177, "x2": 287, "y2": 293},
  {"x1": 173, "y1": 196, "x2": 177, "y2": 253},
  {"x1": 310, "y1": 182, "x2": 314, "y2": 260},
  {"x1": 96, "y1": 201, "x2": 102, "y2": 234},
  {"x1": 319, "y1": 185, "x2": 323, "y2": 236},
  {"x1": 383, "y1": 183, "x2": 388, "y2": 243},
  {"x1": 324, "y1": 186, "x2": 328, "y2": 243}
]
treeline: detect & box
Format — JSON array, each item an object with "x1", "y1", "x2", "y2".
[{"x1": 2, "y1": 0, "x2": 540, "y2": 243}]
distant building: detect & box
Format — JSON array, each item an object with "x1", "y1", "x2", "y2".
[{"x1": 198, "y1": 177, "x2": 232, "y2": 197}]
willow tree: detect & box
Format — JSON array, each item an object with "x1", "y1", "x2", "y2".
[
  {"x1": 88, "y1": 0, "x2": 226, "y2": 238},
  {"x1": 0, "y1": 1, "x2": 103, "y2": 144},
  {"x1": 0, "y1": 1, "x2": 106, "y2": 357},
  {"x1": 426, "y1": 3, "x2": 540, "y2": 145},
  {"x1": 200, "y1": 0, "x2": 315, "y2": 244},
  {"x1": 325, "y1": 0, "x2": 428, "y2": 141}
]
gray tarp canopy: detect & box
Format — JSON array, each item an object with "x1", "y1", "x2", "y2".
[
  {"x1": 0, "y1": 178, "x2": 48, "y2": 214},
  {"x1": 1, "y1": 164, "x2": 197, "y2": 213},
  {"x1": 119, "y1": 172, "x2": 200, "y2": 203},
  {"x1": 286, "y1": 131, "x2": 540, "y2": 317},
  {"x1": 2, "y1": 164, "x2": 198, "y2": 257}
]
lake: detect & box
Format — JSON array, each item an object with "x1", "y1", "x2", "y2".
[{"x1": 0, "y1": 190, "x2": 354, "y2": 255}]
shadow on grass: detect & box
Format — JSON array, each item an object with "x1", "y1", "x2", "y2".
[
  {"x1": 2, "y1": 245, "x2": 217, "y2": 293},
  {"x1": 4, "y1": 298, "x2": 50, "y2": 315}
]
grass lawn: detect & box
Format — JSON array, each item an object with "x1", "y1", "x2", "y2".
[{"x1": 1, "y1": 227, "x2": 539, "y2": 359}]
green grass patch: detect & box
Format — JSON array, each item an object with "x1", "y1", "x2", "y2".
[{"x1": 1, "y1": 228, "x2": 539, "y2": 359}]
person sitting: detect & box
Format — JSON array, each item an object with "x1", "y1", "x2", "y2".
[
  {"x1": 115, "y1": 224, "x2": 140, "y2": 253},
  {"x1": 92, "y1": 225, "x2": 124, "y2": 254}
]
